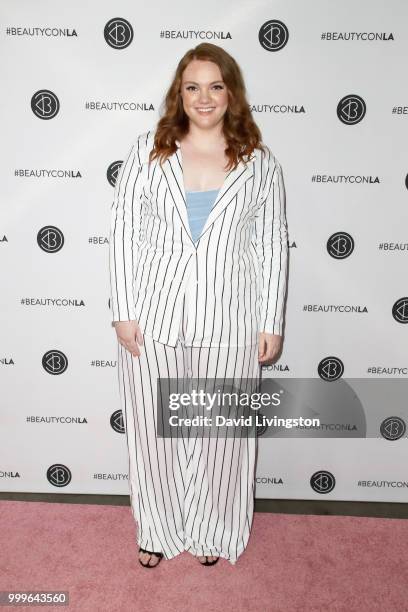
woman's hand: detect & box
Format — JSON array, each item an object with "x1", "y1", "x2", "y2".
[
  {"x1": 258, "y1": 332, "x2": 282, "y2": 365},
  {"x1": 114, "y1": 320, "x2": 144, "y2": 358}
]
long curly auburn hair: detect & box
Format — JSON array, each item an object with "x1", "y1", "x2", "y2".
[{"x1": 149, "y1": 42, "x2": 266, "y2": 171}]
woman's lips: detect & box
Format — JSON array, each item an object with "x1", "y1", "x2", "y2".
[{"x1": 196, "y1": 107, "x2": 215, "y2": 114}]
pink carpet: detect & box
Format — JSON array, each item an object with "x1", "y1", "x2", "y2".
[{"x1": 1, "y1": 500, "x2": 407, "y2": 611}]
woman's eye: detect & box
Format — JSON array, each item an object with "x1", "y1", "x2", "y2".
[{"x1": 185, "y1": 85, "x2": 224, "y2": 91}]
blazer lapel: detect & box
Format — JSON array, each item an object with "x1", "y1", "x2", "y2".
[
  {"x1": 160, "y1": 139, "x2": 255, "y2": 248},
  {"x1": 160, "y1": 145, "x2": 193, "y2": 243}
]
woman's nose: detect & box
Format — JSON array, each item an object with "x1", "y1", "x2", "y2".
[{"x1": 198, "y1": 89, "x2": 211, "y2": 102}]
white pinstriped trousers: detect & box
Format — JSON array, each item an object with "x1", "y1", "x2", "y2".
[{"x1": 117, "y1": 294, "x2": 261, "y2": 565}]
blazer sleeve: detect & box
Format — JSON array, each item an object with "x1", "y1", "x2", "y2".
[
  {"x1": 109, "y1": 140, "x2": 145, "y2": 322},
  {"x1": 254, "y1": 149, "x2": 289, "y2": 336}
]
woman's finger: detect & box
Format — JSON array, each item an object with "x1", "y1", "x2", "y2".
[
  {"x1": 136, "y1": 326, "x2": 144, "y2": 346},
  {"x1": 258, "y1": 336, "x2": 266, "y2": 358}
]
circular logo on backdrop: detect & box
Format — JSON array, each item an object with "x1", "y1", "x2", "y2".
[
  {"x1": 31, "y1": 90, "x2": 60, "y2": 120},
  {"x1": 310, "y1": 470, "x2": 336, "y2": 494},
  {"x1": 327, "y1": 232, "x2": 354, "y2": 259},
  {"x1": 258, "y1": 20, "x2": 289, "y2": 51},
  {"x1": 392, "y1": 297, "x2": 408, "y2": 323},
  {"x1": 104, "y1": 18, "x2": 133, "y2": 49},
  {"x1": 47, "y1": 464, "x2": 72, "y2": 487},
  {"x1": 42, "y1": 350, "x2": 68, "y2": 375},
  {"x1": 337, "y1": 94, "x2": 366, "y2": 125},
  {"x1": 107, "y1": 161, "x2": 123, "y2": 187},
  {"x1": 318, "y1": 357, "x2": 344, "y2": 381},
  {"x1": 37, "y1": 226, "x2": 64, "y2": 253},
  {"x1": 111, "y1": 409, "x2": 125, "y2": 433},
  {"x1": 380, "y1": 417, "x2": 406, "y2": 441}
]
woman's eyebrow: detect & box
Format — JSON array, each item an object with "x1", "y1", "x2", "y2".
[{"x1": 182, "y1": 80, "x2": 224, "y2": 85}]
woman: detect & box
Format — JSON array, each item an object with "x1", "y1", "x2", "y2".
[{"x1": 109, "y1": 42, "x2": 288, "y2": 568}]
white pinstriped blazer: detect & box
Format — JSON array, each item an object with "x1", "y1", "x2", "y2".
[{"x1": 109, "y1": 128, "x2": 288, "y2": 347}]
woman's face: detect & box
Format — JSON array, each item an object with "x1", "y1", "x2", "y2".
[{"x1": 179, "y1": 59, "x2": 229, "y2": 130}]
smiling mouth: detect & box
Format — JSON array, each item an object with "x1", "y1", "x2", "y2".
[{"x1": 196, "y1": 107, "x2": 215, "y2": 113}]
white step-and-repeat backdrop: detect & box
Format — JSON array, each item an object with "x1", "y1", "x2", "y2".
[{"x1": 1, "y1": 1, "x2": 407, "y2": 501}]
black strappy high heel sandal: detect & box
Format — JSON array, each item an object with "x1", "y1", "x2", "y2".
[
  {"x1": 138, "y1": 546, "x2": 164, "y2": 568},
  {"x1": 198, "y1": 555, "x2": 219, "y2": 566}
]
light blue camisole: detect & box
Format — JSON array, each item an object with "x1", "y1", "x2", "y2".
[{"x1": 185, "y1": 188, "x2": 219, "y2": 243}]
